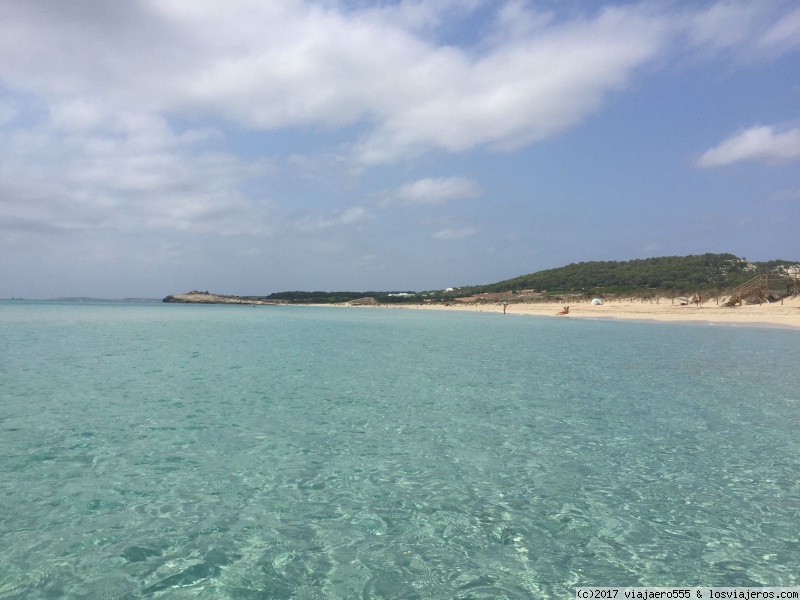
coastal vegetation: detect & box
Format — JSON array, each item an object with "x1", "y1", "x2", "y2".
[
  {"x1": 254, "y1": 291, "x2": 417, "y2": 304},
  {"x1": 459, "y1": 253, "x2": 798, "y2": 295},
  {"x1": 164, "y1": 253, "x2": 799, "y2": 304}
]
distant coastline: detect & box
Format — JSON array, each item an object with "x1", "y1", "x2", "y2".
[
  {"x1": 163, "y1": 253, "x2": 799, "y2": 307},
  {"x1": 3, "y1": 297, "x2": 161, "y2": 303},
  {"x1": 163, "y1": 291, "x2": 287, "y2": 305},
  {"x1": 153, "y1": 252, "x2": 798, "y2": 329},
  {"x1": 161, "y1": 289, "x2": 800, "y2": 330}
]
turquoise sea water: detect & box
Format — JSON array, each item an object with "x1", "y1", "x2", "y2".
[{"x1": 1, "y1": 301, "x2": 798, "y2": 599}]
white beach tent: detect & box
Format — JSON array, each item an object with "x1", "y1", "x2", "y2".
[{"x1": 590, "y1": 298, "x2": 603, "y2": 305}]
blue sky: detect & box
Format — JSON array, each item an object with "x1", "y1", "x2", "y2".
[{"x1": 0, "y1": 0, "x2": 798, "y2": 298}]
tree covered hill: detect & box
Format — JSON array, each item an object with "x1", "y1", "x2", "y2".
[
  {"x1": 261, "y1": 254, "x2": 798, "y2": 302},
  {"x1": 464, "y1": 253, "x2": 798, "y2": 295}
]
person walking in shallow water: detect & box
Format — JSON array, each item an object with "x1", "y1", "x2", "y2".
[{"x1": 502, "y1": 301, "x2": 507, "y2": 314}]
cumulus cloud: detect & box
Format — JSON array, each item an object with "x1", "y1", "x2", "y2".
[
  {"x1": 695, "y1": 125, "x2": 800, "y2": 168},
  {"x1": 387, "y1": 177, "x2": 482, "y2": 206},
  {"x1": 354, "y1": 5, "x2": 674, "y2": 162},
  {"x1": 0, "y1": 109, "x2": 273, "y2": 237},
  {"x1": 0, "y1": 1, "x2": 796, "y2": 166}
]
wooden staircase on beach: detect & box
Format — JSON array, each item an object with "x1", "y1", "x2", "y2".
[{"x1": 726, "y1": 274, "x2": 769, "y2": 306}]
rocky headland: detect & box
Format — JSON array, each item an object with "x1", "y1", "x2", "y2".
[{"x1": 162, "y1": 291, "x2": 284, "y2": 305}]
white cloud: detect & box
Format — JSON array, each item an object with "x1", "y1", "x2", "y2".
[
  {"x1": 0, "y1": 1, "x2": 680, "y2": 166},
  {"x1": 695, "y1": 125, "x2": 800, "y2": 168},
  {"x1": 0, "y1": 1, "x2": 796, "y2": 167},
  {"x1": 388, "y1": 177, "x2": 482, "y2": 205},
  {"x1": 758, "y1": 6, "x2": 800, "y2": 53},
  {"x1": 354, "y1": 5, "x2": 673, "y2": 162},
  {"x1": 0, "y1": 111, "x2": 273, "y2": 237},
  {"x1": 686, "y1": 2, "x2": 768, "y2": 51},
  {"x1": 355, "y1": 0, "x2": 488, "y2": 35},
  {"x1": 296, "y1": 206, "x2": 370, "y2": 232},
  {"x1": 481, "y1": 0, "x2": 554, "y2": 46},
  {"x1": 432, "y1": 226, "x2": 480, "y2": 240},
  {"x1": 681, "y1": 1, "x2": 800, "y2": 63}
]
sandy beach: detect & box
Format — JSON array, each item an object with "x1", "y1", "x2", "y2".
[
  {"x1": 165, "y1": 290, "x2": 800, "y2": 329},
  {"x1": 378, "y1": 295, "x2": 800, "y2": 329}
]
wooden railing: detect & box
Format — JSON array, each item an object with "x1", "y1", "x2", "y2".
[{"x1": 726, "y1": 274, "x2": 769, "y2": 306}]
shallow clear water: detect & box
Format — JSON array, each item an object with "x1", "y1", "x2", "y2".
[{"x1": 1, "y1": 302, "x2": 798, "y2": 599}]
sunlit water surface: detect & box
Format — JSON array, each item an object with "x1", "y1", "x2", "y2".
[{"x1": 1, "y1": 302, "x2": 798, "y2": 599}]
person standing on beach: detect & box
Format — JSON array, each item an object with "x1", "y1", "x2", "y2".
[{"x1": 502, "y1": 300, "x2": 507, "y2": 314}]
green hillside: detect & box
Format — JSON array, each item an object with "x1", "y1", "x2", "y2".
[
  {"x1": 248, "y1": 253, "x2": 798, "y2": 304},
  {"x1": 461, "y1": 253, "x2": 799, "y2": 295}
]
